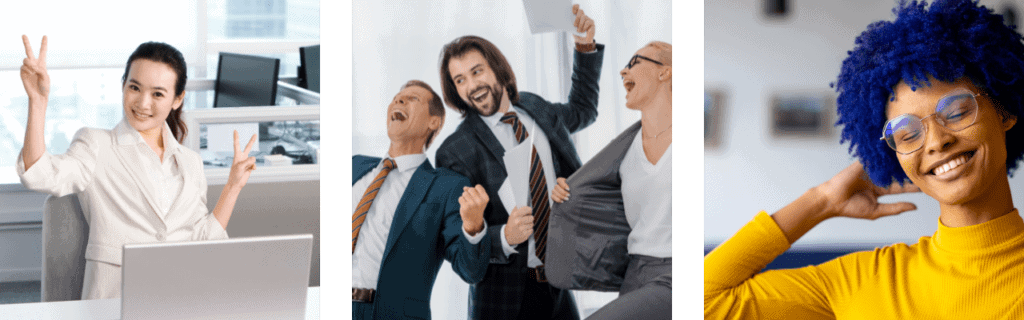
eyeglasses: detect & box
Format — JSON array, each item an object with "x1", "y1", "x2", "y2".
[
  {"x1": 625, "y1": 54, "x2": 663, "y2": 70},
  {"x1": 879, "y1": 88, "x2": 982, "y2": 155}
]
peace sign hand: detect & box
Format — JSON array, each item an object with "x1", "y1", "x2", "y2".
[
  {"x1": 20, "y1": 35, "x2": 50, "y2": 103},
  {"x1": 227, "y1": 130, "x2": 258, "y2": 191}
]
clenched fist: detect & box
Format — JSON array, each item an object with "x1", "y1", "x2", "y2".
[
  {"x1": 459, "y1": 184, "x2": 488, "y2": 235},
  {"x1": 571, "y1": 4, "x2": 596, "y2": 45}
]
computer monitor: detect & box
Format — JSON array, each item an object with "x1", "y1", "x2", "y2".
[
  {"x1": 298, "y1": 44, "x2": 320, "y2": 93},
  {"x1": 213, "y1": 52, "x2": 281, "y2": 108}
]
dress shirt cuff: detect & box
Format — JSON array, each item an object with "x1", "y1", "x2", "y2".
[
  {"x1": 499, "y1": 225, "x2": 517, "y2": 257},
  {"x1": 574, "y1": 40, "x2": 598, "y2": 53},
  {"x1": 463, "y1": 221, "x2": 488, "y2": 245}
]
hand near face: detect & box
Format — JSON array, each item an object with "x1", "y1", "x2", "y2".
[
  {"x1": 551, "y1": 177, "x2": 570, "y2": 203},
  {"x1": 459, "y1": 184, "x2": 488, "y2": 235},
  {"x1": 227, "y1": 130, "x2": 258, "y2": 191},
  {"x1": 505, "y1": 206, "x2": 534, "y2": 246},
  {"x1": 20, "y1": 35, "x2": 50, "y2": 103},
  {"x1": 818, "y1": 161, "x2": 921, "y2": 220},
  {"x1": 571, "y1": 4, "x2": 596, "y2": 45}
]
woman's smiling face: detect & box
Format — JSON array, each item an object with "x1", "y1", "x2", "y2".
[
  {"x1": 886, "y1": 78, "x2": 1016, "y2": 206},
  {"x1": 122, "y1": 59, "x2": 183, "y2": 137}
]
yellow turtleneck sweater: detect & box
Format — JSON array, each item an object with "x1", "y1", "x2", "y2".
[{"x1": 704, "y1": 210, "x2": 1024, "y2": 319}]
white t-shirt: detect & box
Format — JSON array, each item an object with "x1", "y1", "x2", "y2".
[{"x1": 620, "y1": 131, "x2": 672, "y2": 258}]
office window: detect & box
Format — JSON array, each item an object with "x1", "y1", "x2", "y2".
[
  {"x1": 208, "y1": 0, "x2": 320, "y2": 40},
  {"x1": 199, "y1": 120, "x2": 320, "y2": 169},
  {"x1": 0, "y1": 0, "x2": 319, "y2": 186}
]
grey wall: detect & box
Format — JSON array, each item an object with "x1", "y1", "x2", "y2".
[
  {"x1": 705, "y1": 0, "x2": 1024, "y2": 247},
  {"x1": 207, "y1": 180, "x2": 320, "y2": 286}
]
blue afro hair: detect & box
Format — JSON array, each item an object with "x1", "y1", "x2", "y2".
[{"x1": 834, "y1": 0, "x2": 1024, "y2": 187}]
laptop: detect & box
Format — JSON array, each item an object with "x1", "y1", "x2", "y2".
[{"x1": 121, "y1": 234, "x2": 313, "y2": 320}]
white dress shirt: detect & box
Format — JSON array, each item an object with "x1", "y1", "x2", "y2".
[
  {"x1": 141, "y1": 126, "x2": 184, "y2": 220},
  {"x1": 620, "y1": 131, "x2": 672, "y2": 258},
  {"x1": 482, "y1": 107, "x2": 557, "y2": 268},
  {"x1": 352, "y1": 153, "x2": 485, "y2": 289}
]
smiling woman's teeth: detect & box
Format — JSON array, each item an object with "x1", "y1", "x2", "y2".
[{"x1": 934, "y1": 154, "x2": 970, "y2": 175}]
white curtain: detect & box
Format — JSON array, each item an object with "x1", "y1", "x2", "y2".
[{"x1": 352, "y1": 1, "x2": 671, "y2": 319}]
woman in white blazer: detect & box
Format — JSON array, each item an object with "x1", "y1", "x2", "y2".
[{"x1": 16, "y1": 36, "x2": 258, "y2": 300}]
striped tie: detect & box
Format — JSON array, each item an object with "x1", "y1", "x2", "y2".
[
  {"x1": 352, "y1": 158, "x2": 397, "y2": 252},
  {"x1": 500, "y1": 112, "x2": 551, "y2": 263}
]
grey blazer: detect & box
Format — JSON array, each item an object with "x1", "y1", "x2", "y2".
[{"x1": 547, "y1": 121, "x2": 641, "y2": 291}]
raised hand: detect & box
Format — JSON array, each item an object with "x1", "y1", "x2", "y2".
[
  {"x1": 571, "y1": 4, "x2": 596, "y2": 45},
  {"x1": 504, "y1": 206, "x2": 534, "y2": 246},
  {"x1": 226, "y1": 130, "x2": 258, "y2": 191},
  {"x1": 459, "y1": 184, "x2": 488, "y2": 235},
  {"x1": 772, "y1": 161, "x2": 922, "y2": 244},
  {"x1": 551, "y1": 177, "x2": 570, "y2": 203},
  {"x1": 819, "y1": 161, "x2": 921, "y2": 221},
  {"x1": 20, "y1": 35, "x2": 50, "y2": 103}
]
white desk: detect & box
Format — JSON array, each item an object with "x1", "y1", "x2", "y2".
[{"x1": 0, "y1": 287, "x2": 320, "y2": 319}]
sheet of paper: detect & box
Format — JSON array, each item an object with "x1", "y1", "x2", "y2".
[
  {"x1": 498, "y1": 178, "x2": 516, "y2": 216},
  {"x1": 502, "y1": 124, "x2": 538, "y2": 212},
  {"x1": 522, "y1": 0, "x2": 585, "y2": 36},
  {"x1": 206, "y1": 123, "x2": 260, "y2": 153},
  {"x1": 503, "y1": 142, "x2": 531, "y2": 210}
]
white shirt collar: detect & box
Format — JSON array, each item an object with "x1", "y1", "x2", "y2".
[
  {"x1": 114, "y1": 118, "x2": 181, "y2": 157},
  {"x1": 383, "y1": 152, "x2": 427, "y2": 174},
  {"x1": 480, "y1": 106, "x2": 521, "y2": 130}
]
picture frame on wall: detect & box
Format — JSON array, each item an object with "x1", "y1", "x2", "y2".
[
  {"x1": 770, "y1": 91, "x2": 834, "y2": 138},
  {"x1": 705, "y1": 90, "x2": 724, "y2": 148}
]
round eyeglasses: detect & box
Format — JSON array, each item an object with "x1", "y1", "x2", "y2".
[{"x1": 879, "y1": 88, "x2": 982, "y2": 155}]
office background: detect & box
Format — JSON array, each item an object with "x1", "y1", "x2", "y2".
[
  {"x1": 352, "y1": 0, "x2": 670, "y2": 318},
  {"x1": 705, "y1": 0, "x2": 1024, "y2": 253},
  {"x1": 0, "y1": 0, "x2": 320, "y2": 304}
]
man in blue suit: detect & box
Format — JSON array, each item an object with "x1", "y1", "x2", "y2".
[
  {"x1": 434, "y1": 5, "x2": 603, "y2": 320},
  {"x1": 352, "y1": 80, "x2": 491, "y2": 320}
]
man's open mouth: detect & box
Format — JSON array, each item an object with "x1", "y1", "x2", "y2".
[{"x1": 391, "y1": 110, "x2": 407, "y2": 121}]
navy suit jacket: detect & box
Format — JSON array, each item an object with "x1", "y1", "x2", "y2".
[
  {"x1": 435, "y1": 44, "x2": 604, "y2": 320},
  {"x1": 352, "y1": 155, "x2": 491, "y2": 320}
]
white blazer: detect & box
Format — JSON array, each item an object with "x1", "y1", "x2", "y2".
[{"x1": 18, "y1": 119, "x2": 228, "y2": 267}]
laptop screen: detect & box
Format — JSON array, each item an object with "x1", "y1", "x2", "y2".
[{"x1": 121, "y1": 234, "x2": 313, "y2": 320}]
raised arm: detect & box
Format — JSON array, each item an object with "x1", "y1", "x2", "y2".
[
  {"x1": 704, "y1": 161, "x2": 921, "y2": 318},
  {"x1": 445, "y1": 181, "x2": 492, "y2": 283},
  {"x1": 774, "y1": 162, "x2": 921, "y2": 243},
  {"x1": 20, "y1": 35, "x2": 50, "y2": 171},
  {"x1": 557, "y1": 5, "x2": 603, "y2": 134},
  {"x1": 436, "y1": 144, "x2": 512, "y2": 264},
  {"x1": 210, "y1": 131, "x2": 257, "y2": 229}
]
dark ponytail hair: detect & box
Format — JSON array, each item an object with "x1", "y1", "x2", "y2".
[{"x1": 121, "y1": 42, "x2": 188, "y2": 142}]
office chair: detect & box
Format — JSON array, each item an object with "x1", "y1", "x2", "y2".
[{"x1": 41, "y1": 194, "x2": 89, "y2": 302}]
